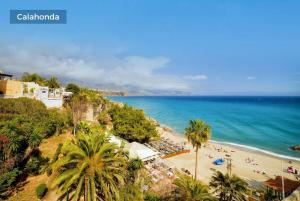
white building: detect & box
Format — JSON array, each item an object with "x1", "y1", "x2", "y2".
[{"x1": 21, "y1": 82, "x2": 72, "y2": 108}]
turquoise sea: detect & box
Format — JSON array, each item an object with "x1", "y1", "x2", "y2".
[{"x1": 108, "y1": 96, "x2": 300, "y2": 160}]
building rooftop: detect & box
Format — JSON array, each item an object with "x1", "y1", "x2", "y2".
[
  {"x1": 0, "y1": 72, "x2": 13, "y2": 77},
  {"x1": 264, "y1": 176, "x2": 300, "y2": 193},
  {"x1": 0, "y1": 72, "x2": 13, "y2": 80}
]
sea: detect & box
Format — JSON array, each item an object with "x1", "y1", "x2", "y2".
[{"x1": 108, "y1": 96, "x2": 300, "y2": 160}]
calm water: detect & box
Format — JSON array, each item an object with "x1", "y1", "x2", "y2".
[{"x1": 109, "y1": 96, "x2": 300, "y2": 159}]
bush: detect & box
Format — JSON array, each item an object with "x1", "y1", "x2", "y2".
[
  {"x1": 25, "y1": 151, "x2": 49, "y2": 175},
  {"x1": 65, "y1": 83, "x2": 80, "y2": 95},
  {"x1": 144, "y1": 192, "x2": 161, "y2": 201},
  {"x1": 0, "y1": 168, "x2": 21, "y2": 197},
  {"x1": 46, "y1": 168, "x2": 52, "y2": 177},
  {"x1": 51, "y1": 143, "x2": 63, "y2": 163},
  {"x1": 98, "y1": 111, "x2": 110, "y2": 126},
  {"x1": 36, "y1": 183, "x2": 47, "y2": 199},
  {"x1": 108, "y1": 104, "x2": 158, "y2": 143}
]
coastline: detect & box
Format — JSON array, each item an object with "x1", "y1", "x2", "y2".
[
  {"x1": 157, "y1": 125, "x2": 300, "y2": 184},
  {"x1": 209, "y1": 140, "x2": 300, "y2": 162},
  {"x1": 109, "y1": 99, "x2": 300, "y2": 183},
  {"x1": 109, "y1": 98, "x2": 300, "y2": 161},
  {"x1": 159, "y1": 123, "x2": 300, "y2": 162}
]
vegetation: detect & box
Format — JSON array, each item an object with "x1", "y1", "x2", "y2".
[
  {"x1": 21, "y1": 73, "x2": 60, "y2": 89},
  {"x1": 46, "y1": 76, "x2": 61, "y2": 89},
  {"x1": 108, "y1": 104, "x2": 158, "y2": 143},
  {"x1": 263, "y1": 189, "x2": 277, "y2": 201},
  {"x1": 209, "y1": 171, "x2": 248, "y2": 201},
  {"x1": 185, "y1": 119, "x2": 211, "y2": 179},
  {"x1": 144, "y1": 192, "x2": 161, "y2": 201},
  {"x1": 21, "y1": 73, "x2": 46, "y2": 86},
  {"x1": 51, "y1": 125, "x2": 127, "y2": 201},
  {"x1": 65, "y1": 83, "x2": 80, "y2": 95},
  {"x1": 24, "y1": 150, "x2": 49, "y2": 176},
  {"x1": 172, "y1": 173, "x2": 216, "y2": 201},
  {"x1": 65, "y1": 88, "x2": 106, "y2": 133},
  {"x1": 51, "y1": 143, "x2": 63, "y2": 163},
  {"x1": 0, "y1": 169, "x2": 21, "y2": 199},
  {"x1": 120, "y1": 157, "x2": 148, "y2": 201},
  {"x1": 2, "y1": 72, "x2": 252, "y2": 201},
  {"x1": 36, "y1": 183, "x2": 48, "y2": 199},
  {"x1": 0, "y1": 98, "x2": 69, "y2": 198}
]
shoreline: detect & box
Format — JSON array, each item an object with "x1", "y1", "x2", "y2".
[
  {"x1": 108, "y1": 99, "x2": 300, "y2": 183},
  {"x1": 157, "y1": 125, "x2": 300, "y2": 183},
  {"x1": 159, "y1": 123, "x2": 300, "y2": 162},
  {"x1": 108, "y1": 98, "x2": 299, "y2": 161},
  {"x1": 209, "y1": 140, "x2": 300, "y2": 162}
]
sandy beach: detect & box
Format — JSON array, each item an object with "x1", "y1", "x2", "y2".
[{"x1": 157, "y1": 127, "x2": 300, "y2": 186}]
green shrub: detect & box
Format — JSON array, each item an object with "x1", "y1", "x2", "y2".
[
  {"x1": 108, "y1": 104, "x2": 158, "y2": 143},
  {"x1": 98, "y1": 111, "x2": 110, "y2": 127},
  {"x1": 0, "y1": 168, "x2": 21, "y2": 197},
  {"x1": 144, "y1": 192, "x2": 161, "y2": 201},
  {"x1": 65, "y1": 83, "x2": 80, "y2": 95},
  {"x1": 46, "y1": 168, "x2": 52, "y2": 177},
  {"x1": 36, "y1": 183, "x2": 47, "y2": 199},
  {"x1": 51, "y1": 143, "x2": 63, "y2": 163},
  {"x1": 25, "y1": 151, "x2": 49, "y2": 175}
]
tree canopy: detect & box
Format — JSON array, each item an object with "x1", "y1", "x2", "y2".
[
  {"x1": 21, "y1": 73, "x2": 46, "y2": 86},
  {"x1": 209, "y1": 171, "x2": 248, "y2": 201},
  {"x1": 46, "y1": 76, "x2": 60, "y2": 89},
  {"x1": 51, "y1": 125, "x2": 127, "y2": 201},
  {"x1": 185, "y1": 119, "x2": 211, "y2": 179},
  {"x1": 173, "y1": 173, "x2": 216, "y2": 201},
  {"x1": 65, "y1": 83, "x2": 80, "y2": 95},
  {"x1": 108, "y1": 104, "x2": 158, "y2": 143}
]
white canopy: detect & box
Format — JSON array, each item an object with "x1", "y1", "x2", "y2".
[
  {"x1": 109, "y1": 135, "x2": 123, "y2": 147},
  {"x1": 125, "y1": 142, "x2": 159, "y2": 161}
]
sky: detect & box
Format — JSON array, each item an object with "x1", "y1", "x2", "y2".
[{"x1": 0, "y1": 0, "x2": 300, "y2": 95}]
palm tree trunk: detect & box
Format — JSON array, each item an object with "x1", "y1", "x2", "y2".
[
  {"x1": 195, "y1": 146, "x2": 199, "y2": 179},
  {"x1": 84, "y1": 176, "x2": 88, "y2": 201}
]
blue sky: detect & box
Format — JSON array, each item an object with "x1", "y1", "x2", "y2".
[{"x1": 0, "y1": 0, "x2": 300, "y2": 95}]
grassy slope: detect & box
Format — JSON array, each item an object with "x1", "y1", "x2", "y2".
[{"x1": 7, "y1": 132, "x2": 73, "y2": 201}]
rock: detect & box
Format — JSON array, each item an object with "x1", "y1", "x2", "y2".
[
  {"x1": 163, "y1": 126, "x2": 173, "y2": 132},
  {"x1": 148, "y1": 117, "x2": 160, "y2": 126},
  {"x1": 290, "y1": 145, "x2": 300, "y2": 152}
]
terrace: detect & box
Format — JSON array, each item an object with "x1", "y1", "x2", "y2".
[{"x1": 146, "y1": 137, "x2": 190, "y2": 158}]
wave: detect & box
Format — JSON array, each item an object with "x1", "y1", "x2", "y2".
[
  {"x1": 210, "y1": 140, "x2": 300, "y2": 162},
  {"x1": 158, "y1": 123, "x2": 300, "y2": 161}
]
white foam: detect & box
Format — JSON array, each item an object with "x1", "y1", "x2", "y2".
[
  {"x1": 159, "y1": 122, "x2": 300, "y2": 162},
  {"x1": 210, "y1": 140, "x2": 300, "y2": 162}
]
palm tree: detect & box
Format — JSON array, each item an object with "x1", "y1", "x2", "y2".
[
  {"x1": 46, "y1": 76, "x2": 60, "y2": 89},
  {"x1": 173, "y1": 173, "x2": 216, "y2": 201},
  {"x1": 185, "y1": 119, "x2": 211, "y2": 179},
  {"x1": 209, "y1": 171, "x2": 248, "y2": 201},
  {"x1": 128, "y1": 158, "x2": 143, "y2": 172},
  {"x1": 51, "y1": 129, "x2": 126, "y2": 201},
  {"x1": 120, "y1": 178, "x2": 144, "y2": 201},
  {"x1": 120, "y1": 158, "x2": 147, "y2": 201}
]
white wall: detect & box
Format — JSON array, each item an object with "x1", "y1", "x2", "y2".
[{"x1": 41, "y1": 98, "x2": 63, "y2": 108}]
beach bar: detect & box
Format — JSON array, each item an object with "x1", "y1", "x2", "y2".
[
  {"x1": 263, "y1": 176, "x2": 300, "y2": 200},
  {"x1": 125, "y1": 142, "x2": 159, "y2": 162}
]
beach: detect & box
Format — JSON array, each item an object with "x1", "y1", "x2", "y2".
[
  {"x1": 157, "y1": 127, "x2": 300, "y2": 185},
  {"x1": 109, "y1": 96, "x2": 300, "y2": 159}
]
